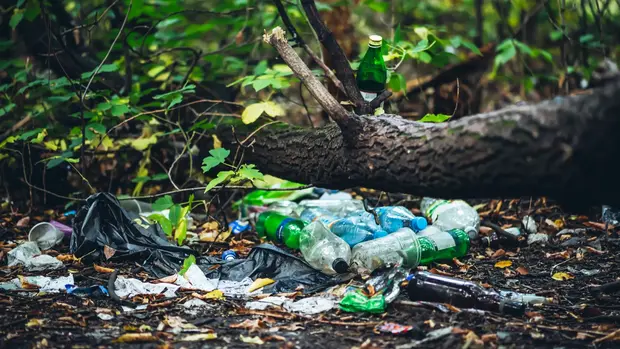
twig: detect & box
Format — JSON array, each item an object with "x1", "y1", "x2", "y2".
[
  {"x1": 263, "y1": 27, "x2": 351, "y2": 126},
  {"x1": 272, "y1": 0, "x2": 346, "y2": 95},
  {"x1": 81, "y1": 0, "x2": 132, "y2": 103}
]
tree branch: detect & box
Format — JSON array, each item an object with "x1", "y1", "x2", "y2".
[
  {"x1": 272, "y1": 0, "x2": 346, "y2": 96},
  {"x1": 263, "y1": 27, "x2": 351, "y2": 127},
  {"x1": 300, "y1": 0, "x2": 373, "y2": 114}
]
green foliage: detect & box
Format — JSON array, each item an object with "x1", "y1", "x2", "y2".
[
  {"x1": 419, "y1": 113, "x2": 452, "y2": 123},
  {"x1": 179, "y1": 255, "x2": 196, "y2": 276},
  {"x1": 201, "y1": 148, "x2": 231, "y2": 172},
  {"x1": 153, "y1": 195, "x2": 174, "y2": 211}
]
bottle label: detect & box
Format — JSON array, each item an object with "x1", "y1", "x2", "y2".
[
  {"x1": 360, "y1": 91, "x2": 377, "y2": 102},
  {"x1": 429, "y1": 232, "x2": 456, "y2": 250},
  {"x1": 276, "y1": 218, "x2": 293, "y2": 242},
  {"x1": 426, "y1": 200, "x2": 450, "y2": 222}
]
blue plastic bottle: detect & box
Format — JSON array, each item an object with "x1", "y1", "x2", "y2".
[
  {"x1": 299, "y1": 208, "x2": 386, "y2": 247},
  {"x1": 375, "y1": 206, "x2": 427, "y2": 233}
]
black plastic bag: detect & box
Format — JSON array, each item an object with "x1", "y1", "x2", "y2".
[{"x1": 71, "y1": 193, "x2": 346, "y2": 293}]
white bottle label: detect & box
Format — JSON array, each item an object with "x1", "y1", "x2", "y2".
[
  {"x1": 360, "y1": 91, "x2": 377, "y2": 102},
  {"x1": 429, "y1": 232, "x2": 456, "y2": 250}
]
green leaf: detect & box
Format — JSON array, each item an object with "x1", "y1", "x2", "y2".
[
  {"x1": 47, "y1": 95, "x2": 73, "y2": 103},
  {"x1": 179, "y1": 255, "x2": 196, "y2": 275},
  {"x1": 175, "y1": 217, "x2": 188, "y2": 245},
  {"x1": 237, "y1": 164, "x2": 264, "y2": 182},
  {"x1": 262, "y1": 101, "x2": 285, "y2": 117},
  {"x1": 550, "y1": 30, "x2": 563, "y2": 42},
  {"x1": 169, "y1": 204, "x2": 182, "y2": 226},
  {"x1": 19, "y1": 128, "x2": 43, "y2": 140},
  {"x1": 253, "y1": 60, "x2": 268, "y2": 75},
  {"x1": 85, "y1": 123, "x2": 106, "y2": 140},
  {"x1": 24, "y1": 0, "x2": 41, "y2": 21},
  {"x1": 16, "y1": 0, "x2": 25, "y2": 7},
  {"x1": 201, "y1": 148, "x2": 230, "y2": 172},
  {"x1": 9, "y1": 10, "x2": 24, "y2": 29},
  {"x1": 111, "y1": 104, "x2": 130, "y2": 117},
  {"x1": 252, "y1": 79, "x2": 272, "y2": 92},
  {"x1": 96, "y1": 102, "x2": 112, "y2": 112},
  {"x1": 0, "y1": 103, "x2": 15, "y2": 117},
  {"x1": 148, "y1": 213, "x2": 173, "y2": 236},
  {"x1": 80, "y1": 64, "x2": 119, "y2": 79},
  {"x1": 152, "y1": 195, "x2": 174, "y2": 211},
  {"x1": 419, "y1": 113, "x2": 452, "y2": 123},
  {"x1": 579, "y1": 34, "x2": 595, "y2": 44},
  {"x1": 388, "y1": 73, "x2": 406, "y2": 93},
  {"x1": 393, "y1": 24, "x2": 403, "y2": 44},
  {"x1": 205, "y1": 170, "x2": 234, "y2": 192},
  {"x1": 460, "y1": 40, "x2": 482, "y2": 56},
  {"x1": 418, "y1": 51, "x2": 432, "y2": 63},
  {"x1": 150, "y1": 173, "x2": 169, "y2": 181}
]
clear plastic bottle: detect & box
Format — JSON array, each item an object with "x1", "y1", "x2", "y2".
[
  {"x1": 420, "y1": 197, "x2": 480, "y2": 239},
  {"x1": 295, "y1": 199, "x2": 364, "y2": 217},
  {"x1": 351, "y1": 227, "x2": 470, "y2": 272},
  {"x1": 375, "y1": 206, "x2": 427, "y2": 233},
  {"x1": 299, "y1": 221, "x2": 351, "y2": 275},
  {"x1": 350, "y1": 228, "x2": 422, "y2": 272},
  {"x1": 417, "y1": 225, "x2": 442, "y2": 237},
  {"x1": 299, "y1": 208, "x2": 386, "y2": 247}
]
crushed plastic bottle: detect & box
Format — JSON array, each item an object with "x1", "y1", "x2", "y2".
[
  {"x1": 351, "y1": 227, "x2": 470, "y2": 272},
  {"x1": 406, "y1": 271, "x2": 525, "y2": 315},
  {"x1": 602, "y1": 205, "x2": 619, "y2": 226},
  {"x1": 420, "y1": 198, "x2": 480, "y2": 239},
  {"x1": 299, "y1": 221, "x2": 350, "y2": 275},
  {"x1": 339, "y1": 266, "x2": 407, "y2": 313},
  {"x1": 299, "y1": 208, "x2": 387, "y2": 247}
]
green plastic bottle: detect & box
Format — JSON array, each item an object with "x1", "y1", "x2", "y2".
[
  {"x1": 255, "y1": 211, "x2": 306, "y2": 249},
  {"x1": 418, "y1": 228, "x2": 470, "y2": 265},
  {"x1": 356, "y1": 34, "x2": 387, "y2": 114}
]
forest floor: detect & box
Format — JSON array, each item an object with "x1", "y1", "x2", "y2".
[{"x1": 1, "y1": 196, "x2": 620, "y2": 349}]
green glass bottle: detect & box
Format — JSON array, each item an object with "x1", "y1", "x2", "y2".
[
  {"x1": 356, "y1": 34, "x2": 387, "y2": 114},
  {"x1": 418, "y1": 228, "x2": 470, "y2": 265},
  {"x1": 256, "y1": 211, "x2": 306, "y2": 249}
]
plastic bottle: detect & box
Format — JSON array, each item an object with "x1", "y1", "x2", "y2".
[
  {"x1": 350, "y1": 227, "x2": 470, "y2": 272},
  {"x1": 299, "y1": 208, "x2": 386, "y2": 247},
  {"x1": 356, "y1": 34, "x2": 387, "y2": 114},
  {"x1": 295, "y1": 199, "x2": 364, "y2": 217},
  {"x1": 222, "y1": 250, "x2": 237, "y2": 261},
  {"x1": 299, "y1": 221, "x2": 351, "y2": 275},
  {"x1": 420, "y1": 197, "x2": 480, "y2": 239},
  {"x1": 255, "y1": 212, "x2": 306, "y2": 249},
  {"x1": 372, "y1": 206, "x2": 427, "y2": 233},
  {"x1": 417, "y1": 225, "x2": 442, "y2": 237},
  {"x1": 406, "y1": 271, "x2": 526, "y2": 315}
]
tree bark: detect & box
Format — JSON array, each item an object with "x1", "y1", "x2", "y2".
[{"x1": 219, "y1": 78, "x2": 620, "y2": 206}]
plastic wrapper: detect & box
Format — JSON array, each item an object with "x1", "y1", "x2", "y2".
[{"x1": 71, "y1": 193, "x2": 344, "y2": 293}]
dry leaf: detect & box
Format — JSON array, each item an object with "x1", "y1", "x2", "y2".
[
  {"x1": 575, "y1": 332, "x2": 591, "y2": 340},
  {"x1": 436, "y1": 263, "x2": 452, "y2": 270},
  {"x1": 103, "y1": 245, "x2": 116, "y2": 260},
  {"x1": 205, "y1": 290, "x2": 224, "y2": 300},
  {"x1": 263, "y1": 335, "x2": 286, "y2": 342},
  {"x1": 179, "y1": 333, "x2": 217, "y2": 341},
  {"x1": 516, "y1": 266, "x2": 529, "y2": 275},
  {"x1": 199, "y1": 229, "x2": 231, "y2": 242},
  {"x1": 585, "y1": 246, "x2": 605, "y2": 255},
  {"x1": 16, "y1": 216, "x2": 30, "y2": 227},
  {"x1": 269, "y1": 323, "x2": 305, "y2": 332},
  {"x1": 230, "y1": 319, "x2": 265, "y2": 333},
  {"x1": 248, "y1": 278, "x2": 275, "y2": 292},
  {"x1": 503, "y1": 268, "x2": 516, "y2": 278},
  {"x1": 552, "y1": 272, "x2": 574, "y2": 281},
  {"x1": 491, "y1": 249, "x2": 506, "y2": 259},
  {"x1": 114, "y1": 333, "x2": 158, "y2": 343},
  {"x1": 58, "y1": 316, "x2": 86, "y2": 327},
  {"x1": 481, "y1": 334, "x2": 497, "y2": 343},
  {"x1": 452, "y1": 258, "x2": 465, "y2": 267},
  {"x1": 157, "y1": 275, "x2": 178, "y2": 284},
  {"x1": 494, "y1": 260, "x2": 512, "y2": 269},
  {"x1": 545, "y1": 250, "x2": 571, "y2": 259},
  {"x1": 18, "y1": 276, "x2": 40, "y2": 289},
  {"x1": 584, "y1": 221, "x2": 608, "y2": 230},
  {"x1": 94, "y1": 264, "x2": 115, "y2": 273},
  {"x1": 240, "y1": 335, "x2": 264, "y2": 345},
  {"x1": 26, "y1": 319, "x2": 45, "y2": 327},
  {"x1": 56, "y1": 254, "x2": 78, "y2": 262}
]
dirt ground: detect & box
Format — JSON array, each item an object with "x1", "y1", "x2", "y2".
[{"x1": 1, "y1": 197, "x2": 620, "y2": 349}]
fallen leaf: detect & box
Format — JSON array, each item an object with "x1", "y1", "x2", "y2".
[
  {"x1": 16, "y1": 216, "x2": 30, "y2": 227},
  {"x1": 452, "y1": 258, "x2": 465, "y2": 267},
  {"x1": 114, "y1": 333, "x2": 158, "y2": 343},
  {"x1": 481, "y1": 333, "x2": 497, "y2": 343},
  {"x1": 516, "y1": 266, "x2": 529, "y2": 275},
  {"x1": 103, "y1": 245, "x2": 116, "y2": 260},
  {"x1": 205, "y1": 290, "x2": 224, "y2": 300},
  {"x1": 157, "y1": 275, "x2": 178, "y2": 283},
  {"x1": 585, "y1": 246, "x2": 605, "y2": 255},
  {"x1": 584, "y1": 221, "x2": 608, "y2": 230},
  {"x1": 58, "y1": 316, "x2": 86, "y2": 327},
  {"x1": 240, "y1": 335, "x2": 264, "y2": 345},
  {"x1": 494, "y1": 260, "x2": 512, "y2": 269},
  {"x1": 269, "y1": 323, "x2": 305, "y2": 332},
  {"x1": 178, "y1": 333, "x2": 217, "y2": 341},
  {"x1": 491, "y1": 249, "x2": 506, "y2": 259},
  {"x1": 248, "y1": 278, "x2": 275, "y2": 292},
  {"x1": 26, "y1": 319, "x2": 45, "y2": 327},
  {"x1": 503, "y1": 268, "x2": 516, "y2": 278},
  {"x1": 199, "y1": 229, "x2": 231, "y2": 242},
  {"x1": 230, "y1": 319, "x2": 265, "y2": 333},
  {"x1": 94, "y1": 264, "x2": 115, "y2": 273},
  {"x1": 18, "y1": 275, "x2": 40, "y2": 289},
  {"x1": 575, "y1": 332, "x2": 591, "y2": 340},
  {"x1": 56, "y1": 254, "x2": 78, "y2": 262},
  {"x1": 262, "y1": 335, "x2": 286, "y2": 342},
  {"x1": 546, "y1": 250, "x2": 571, "y2": 259},
  {"x1": 552, "y1": 272, "x2": 575, "y2": 281}
]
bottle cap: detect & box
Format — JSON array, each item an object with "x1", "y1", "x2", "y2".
[
  {"x1": 222, "y1": 250, "x2": 237, "y2": 261},
  {"x1": 332, "y1": 258, "x2": 349, "y2": 273},
  {"x1": 369, "y1": 34, "x2": 382, "y2": 47},
  {"x1": 412, "y1": 217, "x2": 428, "y2": 232}
]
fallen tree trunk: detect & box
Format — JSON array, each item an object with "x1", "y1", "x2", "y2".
[{"x1": 220, "y1": 78, "x2": 620, "y2": 206}]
